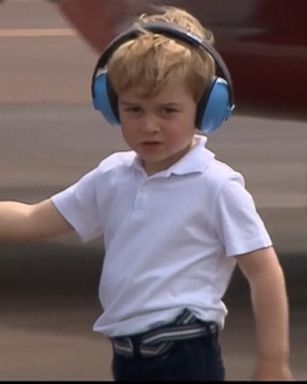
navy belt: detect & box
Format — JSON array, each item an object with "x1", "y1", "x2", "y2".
[{"x1": 111, "y1": 309, "x2": 218, "y2": 358}]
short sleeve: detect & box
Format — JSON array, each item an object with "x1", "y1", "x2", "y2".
[
  {"x1": 51, "y1": 168, "x2": 102, "y2": 242},
  {"x1": 215, "y1": 175, "x2": 272, "y2": 257}
]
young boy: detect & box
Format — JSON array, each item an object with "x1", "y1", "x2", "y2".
[{"x1": 0, "y1": 5, "x2": 293, "y2": 381}]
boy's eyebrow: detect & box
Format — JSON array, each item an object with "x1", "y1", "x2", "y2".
[
  {"x1": 119, "y1": 101, "x2": 183, "y2": 107},
  {"x1": 161, "y1": 102, "x2": 183, "y2": 107},
  {"x1": 119, "y1": 101, "x2": 139, "y2": 106}
]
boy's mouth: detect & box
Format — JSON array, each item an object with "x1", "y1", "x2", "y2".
[{"x1": 140, "y1": 141, "x2": 162, "y2": 147}]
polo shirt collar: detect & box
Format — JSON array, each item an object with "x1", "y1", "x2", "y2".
[
  {"x1": 168, "y1": 135, "x2": 215, "y2": 176},
  {"x1": 132, "y1": 135, "x2": 215, "y2": 177}
]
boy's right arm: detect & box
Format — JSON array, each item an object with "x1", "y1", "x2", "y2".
[{"x1": 0, "y1": 198, "x2": 74, "y2": 242}]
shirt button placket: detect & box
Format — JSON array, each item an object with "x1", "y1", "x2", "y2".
[{"x1": 135, "y1": 183, "x2": 147, "y2": 211}]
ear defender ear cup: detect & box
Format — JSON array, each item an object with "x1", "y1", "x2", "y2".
[
  {"x1": 197, "y1": 77, "x2": 234, "y2": 134},
  {"x1": 92, "y1": 72, "x2": 119, "y2": 126}
]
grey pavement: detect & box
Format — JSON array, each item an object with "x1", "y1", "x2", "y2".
[
  {"x1": 0, "y1": 0, "x2": 306, "y2": 380},
  {"x1": 0, "y1": 243, "x2": 306, "y2": 381}
]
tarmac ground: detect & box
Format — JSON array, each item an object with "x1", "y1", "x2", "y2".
[
  {"x1": 0, "y1": 242, "x2": 306, "y2": 381},
  {"x1": 0, "y1": 0, "x2": 306, "y2": 380}
]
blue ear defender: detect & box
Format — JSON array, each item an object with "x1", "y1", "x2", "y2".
[
  {"x1": 196, "y1": 78, "x2": 235, "y2": 133},
  {"x1": 91, "y1": 22, "x2": 235, "y2": 133},
  {"x1": 93, "y1": 71, "x2": 119, "y2": 126}
]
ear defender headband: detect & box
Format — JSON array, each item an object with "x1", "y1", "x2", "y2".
[{"x1": 91, "y1": 22, "x2": 235, "y2": 133}]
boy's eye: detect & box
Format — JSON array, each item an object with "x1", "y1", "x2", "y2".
[
  {"x1": 124, "y1": 107, "x2": 141, "y2": 113},
  {"x1": 162, "y1": 108, "x2": 178, "y2": 114}
]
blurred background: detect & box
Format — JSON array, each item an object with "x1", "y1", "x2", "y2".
[{"x1": 0, "y1": 0, "x2": 306, "y2": 380}]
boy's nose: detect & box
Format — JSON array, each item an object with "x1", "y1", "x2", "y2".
[{"x1": 142, "y1": 119, "x2": 160, "y2": 134}]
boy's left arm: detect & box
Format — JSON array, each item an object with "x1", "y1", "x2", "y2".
[{"x1": 236, "y1": 246, "x2": 294, "y2": 381}]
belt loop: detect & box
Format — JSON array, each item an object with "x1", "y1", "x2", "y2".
[{"x1": 112, "y1": 337, "x2": 134, "y2": 357}]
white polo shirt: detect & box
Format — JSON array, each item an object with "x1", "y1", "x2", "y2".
[{"x1": 51, "y1": 135, "x2": 272, "y2": 337}]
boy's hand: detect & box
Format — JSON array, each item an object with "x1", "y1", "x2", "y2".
[
  {"x1": 237, "y1": 247, "x2": 294, "y2": 382},
  {"x1": 253, "y1": 360, "x2": 294, "y2": 381}
]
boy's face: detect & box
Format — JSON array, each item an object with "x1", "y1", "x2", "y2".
[{"x1": 118, "y1": 82, "x2": 197, "y2": 175}]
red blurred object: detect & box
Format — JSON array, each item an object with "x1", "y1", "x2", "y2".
[{"x1": 57, "y1": 0, "x2": 307, "y2": 121}]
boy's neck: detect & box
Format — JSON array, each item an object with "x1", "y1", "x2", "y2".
[{"x1": 141, "y1": 136, "x2": 198, "y2": 176}]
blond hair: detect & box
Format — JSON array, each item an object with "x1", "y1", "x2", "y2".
[{"x1": 107, "y1": 6, "x2": 216, "y2": 101}]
